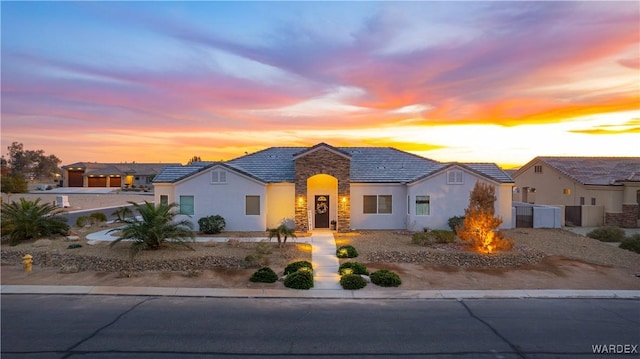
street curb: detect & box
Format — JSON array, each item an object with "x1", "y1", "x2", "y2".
[{"x1": 2, "y1": 285, "x2": 639, "y2": 299}]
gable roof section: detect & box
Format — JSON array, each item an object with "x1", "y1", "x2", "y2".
[
  {"x1": 410, "y1": 162, "x2": 514, "y2": 184},
  {"x1": 292, "y1": 142, "x2": 351, "y2": 160},
  {"x1": 153, "y1": 162, "x2": 267, "y2": 184},
  {"x1": 517, "y1": 157, "x2": 640, "y2": 185}
]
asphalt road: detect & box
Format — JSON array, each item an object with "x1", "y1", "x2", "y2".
[{"x1": 1, "y1": 295, "x2": 638, "y2": 358}]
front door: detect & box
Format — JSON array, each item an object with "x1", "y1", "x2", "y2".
[{"x1": 314, "y1": 195, "x2": 330, "y2": 228}]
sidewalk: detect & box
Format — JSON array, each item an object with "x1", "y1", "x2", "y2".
[{"x1": 2, "y1": 285, "x2": 638, "y2": 299}]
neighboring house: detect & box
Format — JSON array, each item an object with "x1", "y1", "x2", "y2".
[
  {"x1": 153, "y1": 143, "x2": 514, "y2": 232},
  {"x1": 61, "y1": 162, "x2": 179, "y2": 189},
  {"x1": 512, "y1": 157, "x2": 640, "y2": 228}
]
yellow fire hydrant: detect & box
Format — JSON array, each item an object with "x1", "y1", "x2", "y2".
[{"x1": 22, "y1": 254, "x2": 33, "y2": 272}]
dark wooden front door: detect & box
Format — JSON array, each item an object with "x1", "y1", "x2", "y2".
[{"x1": 314, "y1": 195, "x2": 330, "y2": 228}]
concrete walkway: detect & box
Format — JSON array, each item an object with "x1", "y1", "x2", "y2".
[{"x1": 309, "y1": 230, "x2": 340, "y2": 290}]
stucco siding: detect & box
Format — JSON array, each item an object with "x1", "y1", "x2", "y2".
[
  {"x1": 266, "y1": 183, "x2": 295, "y2": 229},
  {"x1": 173, "y1": 167, "x2": 267, "y2": 231},
  {"x1": 350, "y1": 184, "x2": 407, "y2": 230}
]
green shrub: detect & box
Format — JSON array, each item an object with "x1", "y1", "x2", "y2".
[
  {"x1": 370, "y1": 269, "x2": 402, "y2": 287},
  {"x1": 283, "y1": 260, "x2": 313, "y2": 275},
  {"x1": 198, "y1": 215, "x2": 226, "y2": 234},
  {"x1": 340, "y1": 274, "x2": 367, "y2": 290},
  {"x1": 255, "y1": 240, "x2": 273, "y2": 255},
  {"x1": 338, "y1": 261, "x2": 369, "y2": 275},
  {"x1": 284, "y1": 270, "x2": 314, "y2": 290},
  {"x1": 244, "y1": 254, "x2": 269, "y2": 268},
  {"x1": 89, "y1": 212, "x2": 107, "y2": 223},
  {"x1": 412, "y1": 230, "x2": 456, "y2": 245},
  {"x1": 76, "y1": 216, "x2": 89, "y2": 227},
  {"x1": 619, "y1": 234, "x2": 640, "y2": 254},
  {"x1": 250, "y1": 267, "x2": 278, "y2": 283},
  {"x1": 448, "y1": 216, "x2": 465, "y2": 232},
  {"x1": 1, "y1": 173, "x2": 28, "y2": 193},
  {"x1": 587, "y1": 226, "x2": 626, "y2": 242},
  {"x1": 67, "y1": 243, "x2": 83, "y2": 249},
  {"x1": 336, "y1": 245, "x2": 358, "y2": 258}
]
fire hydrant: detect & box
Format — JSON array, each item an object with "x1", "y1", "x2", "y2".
[{"x1": 22, "y1": 254, "x2": 33, "y2": 272}]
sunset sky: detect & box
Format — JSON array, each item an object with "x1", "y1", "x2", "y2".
[{"x1": 2, "y1": 1, "x2": 638, "y2": 169}]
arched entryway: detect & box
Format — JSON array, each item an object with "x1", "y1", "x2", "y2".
[
  {"x1": 308, "y1": 174, "x2": 338, "y2": 229},
  {"x1": 293, "y1": 144, "x2": 351, "y2": 232}
]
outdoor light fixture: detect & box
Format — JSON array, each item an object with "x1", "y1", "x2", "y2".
[{"x1": 297, "y1": 196, "x2": 304, "y2": 208}]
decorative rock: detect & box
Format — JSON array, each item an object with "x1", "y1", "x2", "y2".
[
  {"x1": 65, "y1": 236, "x2": 80, "y2": 242},
  {"x1": 33, "y1": 239, "x2": 52, "y2": 248}
]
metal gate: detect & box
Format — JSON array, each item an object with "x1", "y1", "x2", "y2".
[
  {"x1": 515, "y1": 206, "x2": 533, "y2": 228},
  {"x1": 565, "y1": 206, "x2": 582, "y2": 226}
]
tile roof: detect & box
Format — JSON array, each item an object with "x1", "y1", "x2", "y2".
[
  {"x1": 153, "y1": 145, "x2": 514, "y2": 184},
  {"x1": 409, "y1": 162, "x2": 514, "y2": 184},
  {"x1": 62, "y1": 162, "x2": 179, "y2": 176},
  {"x1": 534, "y1": 157, "x2": 640, "y2": 185}
]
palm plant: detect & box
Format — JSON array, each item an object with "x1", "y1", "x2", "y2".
[
  {"x1": 1, "y1": 198, "x2": 69, "y2": 245},
  {"x1": 108, "y1": 201, "x2": 195, "y2": 255},
  {"x1": 111, "y1": 206, "x2": 133, "y2": 223},
  {"x1": 267, "y1": 223, "x2": 297, "y2": 248}
]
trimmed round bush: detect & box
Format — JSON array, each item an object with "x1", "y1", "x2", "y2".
[
  {"x1": 340, "y1": 274, "x2": 367, "y2": 290},
  {"x1": 619, "y1": 234, "x2": 640, "y2": 254},
  {"x1": 283, "y1": 260, "x2": 313, "y2": 275},
  {"x1": 587, "y1": 226, "x2": 626, "y2": 242},
  {"x1": 76, "y1": 216, "x2": 89, "y2": 227},
  {"x1": 448, "y1": 216, "x2": 465, "y2": 232},
  {"x1": 336, "y1": 245, "x2": 359, "y2": 258},
  {"x1": 284, "y1": 270, "x2": 314, "y2": 290},
  {"x1": 250, "y1": 267, "x2": 278, "y2": 283},
  {"x1": 198, "y1": 215, "x2": 226, "y2": 234},
  {"x1": 370, "y1": 270, "x2": 402, "y2": 287},
  {"x1": 89, "y1": 212, "x2": 107, "y2": 223},
  {"x1": 338, "y1": 261, "x2": 369, "y2": 275}
]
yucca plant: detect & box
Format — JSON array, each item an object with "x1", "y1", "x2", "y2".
[
  {"x1": 108, "y1": 201, "x2": 195, "y2": 255},
  {"x1": 1, "y1": 198, "x2": 69, "y2": 245}
]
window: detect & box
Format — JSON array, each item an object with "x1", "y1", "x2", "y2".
[
  {"x1": 363, "y1": 195, "x2": 392, "y2": 214},
  {"x1": 160, "y1": 195, "x2": 168, "y2": 206},
  {"x1": 563, "y1": 188, "x2": 571, "y2": 195},
  {"x1": 246, "y1": 195, "x2": 260, "y2": 215},
  {"x1": 579, "y1": 197, "x2": 585, "y2": 205},
  {"x1": 534, "y1": 165, "x2": 543, "y2": 173},
  {"x1": 447, "y1": 170, "x2": 463, "y2": 184},
  {"x1": 591, "y1": 198, "x2": 596, "y2": 205},
  {"x1": 407, "y1": 196, "x2": 410, "y2": 214},
  {"x1": 179, "y1": 196, "x2": 194, "y2": 215},
  {"x1": 416, "y1": 196, "x2": 430, "y2": 216},
  {"x1": 211, "y1": 170, "x2": 227, "y2": 184}
]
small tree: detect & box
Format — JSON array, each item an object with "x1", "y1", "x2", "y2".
[
  {"x1": 1, "y1": 198, "x2": 69, "y2": 245},
  {"x1": 457, "y1": 181, "x2": 512, "y2": 253},
  {"x1": 1, "y1": 173, "x2": 28, "y2": 193},
  {"x1": 267, "y1": 221, "x2": 296, "y2": 248},
  {"x1": 109, "y1": 201, "x2": 195, "y2": 256}
]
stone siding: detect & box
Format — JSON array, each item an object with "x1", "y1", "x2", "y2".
[
  {"x1": 605, "y1": 204, "x2": 639, "y2": 228},
  {"x1": 294, "y1": 149, "x2": 351, "y2": 232}
]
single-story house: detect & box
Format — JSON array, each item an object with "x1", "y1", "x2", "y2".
[
  {"x1": 153, "y1": 143, "x2": 514, "y2": 232},
  {"x1": 61, "y1": 162, "x2": 179, "y2": 189},
  {"x1": 512, "y1": 157, "x2": 640, "y2": 227}
]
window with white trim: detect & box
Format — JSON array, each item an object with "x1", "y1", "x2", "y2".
[
  {"x1": 416, "y1": 196, "x2": 430, "y2": 216},
  {"x1": 179, "y1": 195, "x2": 194, "y2": 215},
  {"x1": 363, "y1": 195, "x2": 392, "y2": 214},
  {"x1": 211, "y1": 170, "x2": 227, "y2": 184},
  {"x1": 447, "y1": 170, "x2": 463, "y2": 184}
]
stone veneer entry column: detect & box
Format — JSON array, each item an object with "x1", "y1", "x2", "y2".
[{"x1": 294, "y1": 147, "x2": 351, "y2": 232}]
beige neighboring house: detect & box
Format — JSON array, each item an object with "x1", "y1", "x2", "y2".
[
  {"x1": 61, "y1": 162, "x2": 179, "y2": 189},
  {"x1": 512, "y1": 157, "x2": 640, "y2": 228}
]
